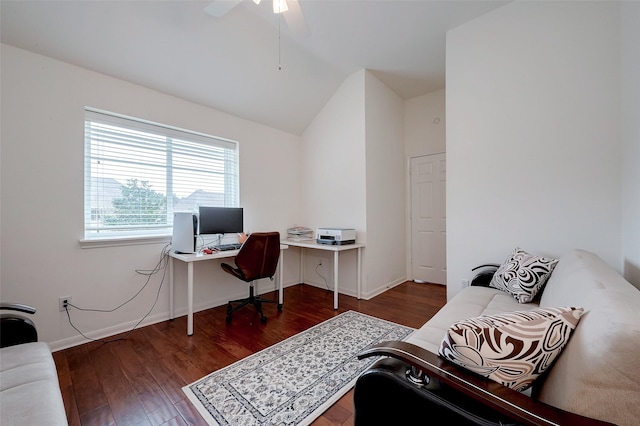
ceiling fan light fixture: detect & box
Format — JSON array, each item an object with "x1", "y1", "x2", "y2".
[{"x1": 273, "y1": 0, "x2": 288, "y2": 14}]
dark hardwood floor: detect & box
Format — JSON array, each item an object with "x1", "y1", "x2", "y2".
[{"x1": 54, "y1": 282, "x2": 446, "y2": 426}]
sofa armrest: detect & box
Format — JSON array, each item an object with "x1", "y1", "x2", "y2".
[
  {"x1": 0, "y1": 302, "x2": 36, "y2": 315},
  {"x1": 358, "y1": 341, "x2": 614, "y2": 426},
  {"x1": 1, "y1": 342, "x2": 68, "y2": 425}
]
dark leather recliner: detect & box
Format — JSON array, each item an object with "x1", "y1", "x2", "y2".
[
  {"x1": 221, "y1": 231, "x2": 282, "y2": 323},
  {"x1": 354, "y1": 341, "x2": 613, "y2": 426}
]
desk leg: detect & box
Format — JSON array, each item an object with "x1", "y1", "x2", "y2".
[
  {"x1": 187, "y1": 262, "x2": 194, "y2": 336},
  {"x1": 333, "y1": 251, "x2": 339, "y2": 310},
  {"x1": 169, "y1": 257, "x2": 174, "y2": 320},
  {"x1": 299, "y1": 247, "x2": 304, "y2": 284},
  {"x1": 278, "y1": 250, "x2": 284, "y2": 305},
  {"x1": 357, "y1": 247, "x2": 362, "y2": 300}
]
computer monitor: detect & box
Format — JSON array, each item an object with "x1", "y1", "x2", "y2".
[{"x1": 198, "y1": 206, "x2": 244, "y2": 235}]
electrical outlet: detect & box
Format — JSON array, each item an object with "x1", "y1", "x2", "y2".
[
  {"x1": 59, "y1": 296, "x2": 72, "y2": 312},
  {"x1": 460, "y1": 279, "x2": 470, "y2": 289}
]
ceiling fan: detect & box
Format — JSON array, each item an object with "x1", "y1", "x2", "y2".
[{"x1": 204, "y1": 0, "x2": 310, "y2": 38}]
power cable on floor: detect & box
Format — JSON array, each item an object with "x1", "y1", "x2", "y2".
[{"x1": 64, "y1": 243, "x2": 171, "y2": 344}]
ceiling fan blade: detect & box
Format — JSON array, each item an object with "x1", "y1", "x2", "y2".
[
  {"x1": 283, "y1": 0, "x2": 310, "y2": 38},
  {"x1": 203, "y1": 0, "x2": 243, "y2": 18}
]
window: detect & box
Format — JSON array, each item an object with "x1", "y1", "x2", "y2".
[{"x1": 84, "y1": 108, "x2": 238, "y2": 240}]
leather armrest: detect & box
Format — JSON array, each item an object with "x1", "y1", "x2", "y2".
[
  {"x1": 358, "y1": 341, "x2": 614, "y2": 426},
  {"x1": 0, "y1": 303, "x2": 36, "y2": 315},
  {"x1": 470, "y1": 263, "x2": 500, "y2": 287}
]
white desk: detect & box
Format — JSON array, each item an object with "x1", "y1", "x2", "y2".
[
  {"x1": 169, "y1": 246, "x2": 286, "y2": 335},
  {"x1": 282, "y1": 239, "x2": 364, "y2": 309}
]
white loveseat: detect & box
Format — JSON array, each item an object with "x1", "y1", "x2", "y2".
[
  {"x1": 356, "y1": 249, "x2": 640, "y2": 425},
  {"x1": 0, "y1": 341, "x2": 67, "y2": 424}
]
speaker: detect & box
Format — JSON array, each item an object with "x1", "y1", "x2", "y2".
[{"x1": 172, "y1": 212, "x2": 198, "y2": 254}]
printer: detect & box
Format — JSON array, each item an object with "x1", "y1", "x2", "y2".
[{"x1": 316, "y1": 228, "x2": 356, "y2": 245}]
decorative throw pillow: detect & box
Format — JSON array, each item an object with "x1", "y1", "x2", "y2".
[
  {"x1": 489, "y1": 247, "x2": 559, "y2": 303},
  {"x1": 438, "y1": 307, "x2": 584, "y2": 392}
]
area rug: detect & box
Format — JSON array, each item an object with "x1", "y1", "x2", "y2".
[{"x1": 183, "y1": 310, "x2": 414, "y2": 426}]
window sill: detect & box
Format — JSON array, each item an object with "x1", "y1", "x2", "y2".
[{"x1": 79, "y1": 234, "x2": 172, "y2": 249}]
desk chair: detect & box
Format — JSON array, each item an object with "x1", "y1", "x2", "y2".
[{"x1": 221, "y1": 232, "x2": 282, "y2": 323}]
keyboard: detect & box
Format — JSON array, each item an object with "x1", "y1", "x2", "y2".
[{"x1": 210, "y1": 243, "x2": 242, "y2": 251}]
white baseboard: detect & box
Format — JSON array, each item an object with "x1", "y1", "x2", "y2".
[
  {"x1": 49, "y1": 280, "x2": 406, "y2": 352},
  {"x1": 359, "y1": 277, "x2": 406, "y2": 300},
  {"x1": 50, "y1": 281, "x2": 301, "y2": 352},
  {"x1": 291, "y1": 277, "x2": 407, "y2": 301},
  {"x1": 50, "y1": 310, "x2": 172, "y2": 352}
]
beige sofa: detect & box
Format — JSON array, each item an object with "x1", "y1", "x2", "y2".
[
  {"x1": 0, "y1": 342, "x2": 67, "y2": 425},
  {"x1": 356, "y1": 249, "x2": 640, "y2": 425}
]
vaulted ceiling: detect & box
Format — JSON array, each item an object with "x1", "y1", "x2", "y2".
[{"x1": 1, "y1": 0, "x2": 508, "y2": 134}]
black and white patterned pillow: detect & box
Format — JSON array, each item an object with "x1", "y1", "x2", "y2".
[
  {"x1": 438, "y1": 307, "x2": 584, "y2": 392},
  {"x1": 489, "y1": 248, "x2": 559, "y2": 303}
]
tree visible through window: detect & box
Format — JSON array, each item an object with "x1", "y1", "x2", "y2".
[
  {"x1": 105, "y1": 179, "x2": 167, "y2": 227},
  {"x1": 84, "y1": 108, "x2": 239, "y2": 239}
]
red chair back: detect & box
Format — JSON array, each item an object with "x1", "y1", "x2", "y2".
[{"x1": 233, "y1": 232, "x2": 281, "y2": 282}]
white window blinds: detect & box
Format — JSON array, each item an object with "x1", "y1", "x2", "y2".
[{"x1": 84, "y1": 108, "x2": 239, "y2": 239}]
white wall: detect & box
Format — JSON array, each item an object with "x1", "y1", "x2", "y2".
[
  {"x1": 0, "y1": 44, "x2": 302, "y2": 349},
  {"x1": 446, "y1": 1, "x2": 623, "y2": 299},
  {"x1": 621, "y1": 1, "x2": 640, "y2": 289},
  {"x1": 363, "y1": 71, "x2": 406, "y2": 297},
  {"x1": 300, "y1": 70, "x2": 367, "y2": 294},
  {"x1": 405, "y1": 89, "x2": 446, "y2": 158},
  {"x1": 404, "y1": 89, "x2": 447, "y2": 281},
  {"x1": 299, "y1": 70, "x2": 407, "y2": 298}
]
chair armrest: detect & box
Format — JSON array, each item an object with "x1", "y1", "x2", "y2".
[
  {"x1": 357, "y1": 341, "x2": 614, "y2": 426},
  {"x1": 0, "y1": 302, "x2": 36, "y2": 314}
]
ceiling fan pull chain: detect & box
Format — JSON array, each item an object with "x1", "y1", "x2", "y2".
[{"x1": 278, "y1": 14, "x2": 283, "y2": 71}]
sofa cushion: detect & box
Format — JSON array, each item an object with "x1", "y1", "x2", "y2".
[
  {"x1": 489, "y1": 247, "x2": 559, "y2": 303},
  {"x1": 438, "y1": 306, "x2": 583, "y2": 392},
  {"x1": 406, "y1": 286, "x2": 537, "y2": 355},
  {"x1": 0, "y1": 342, "x2": 68, "y2": 426}
]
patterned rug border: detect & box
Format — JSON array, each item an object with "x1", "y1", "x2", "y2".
[{"x1": 182, "y1": 311, "x2": 414, "y2": 426}]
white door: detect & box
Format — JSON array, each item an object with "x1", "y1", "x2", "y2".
[{"x1": 410, "y1": 154, "x2": 446, "y2": 285}]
